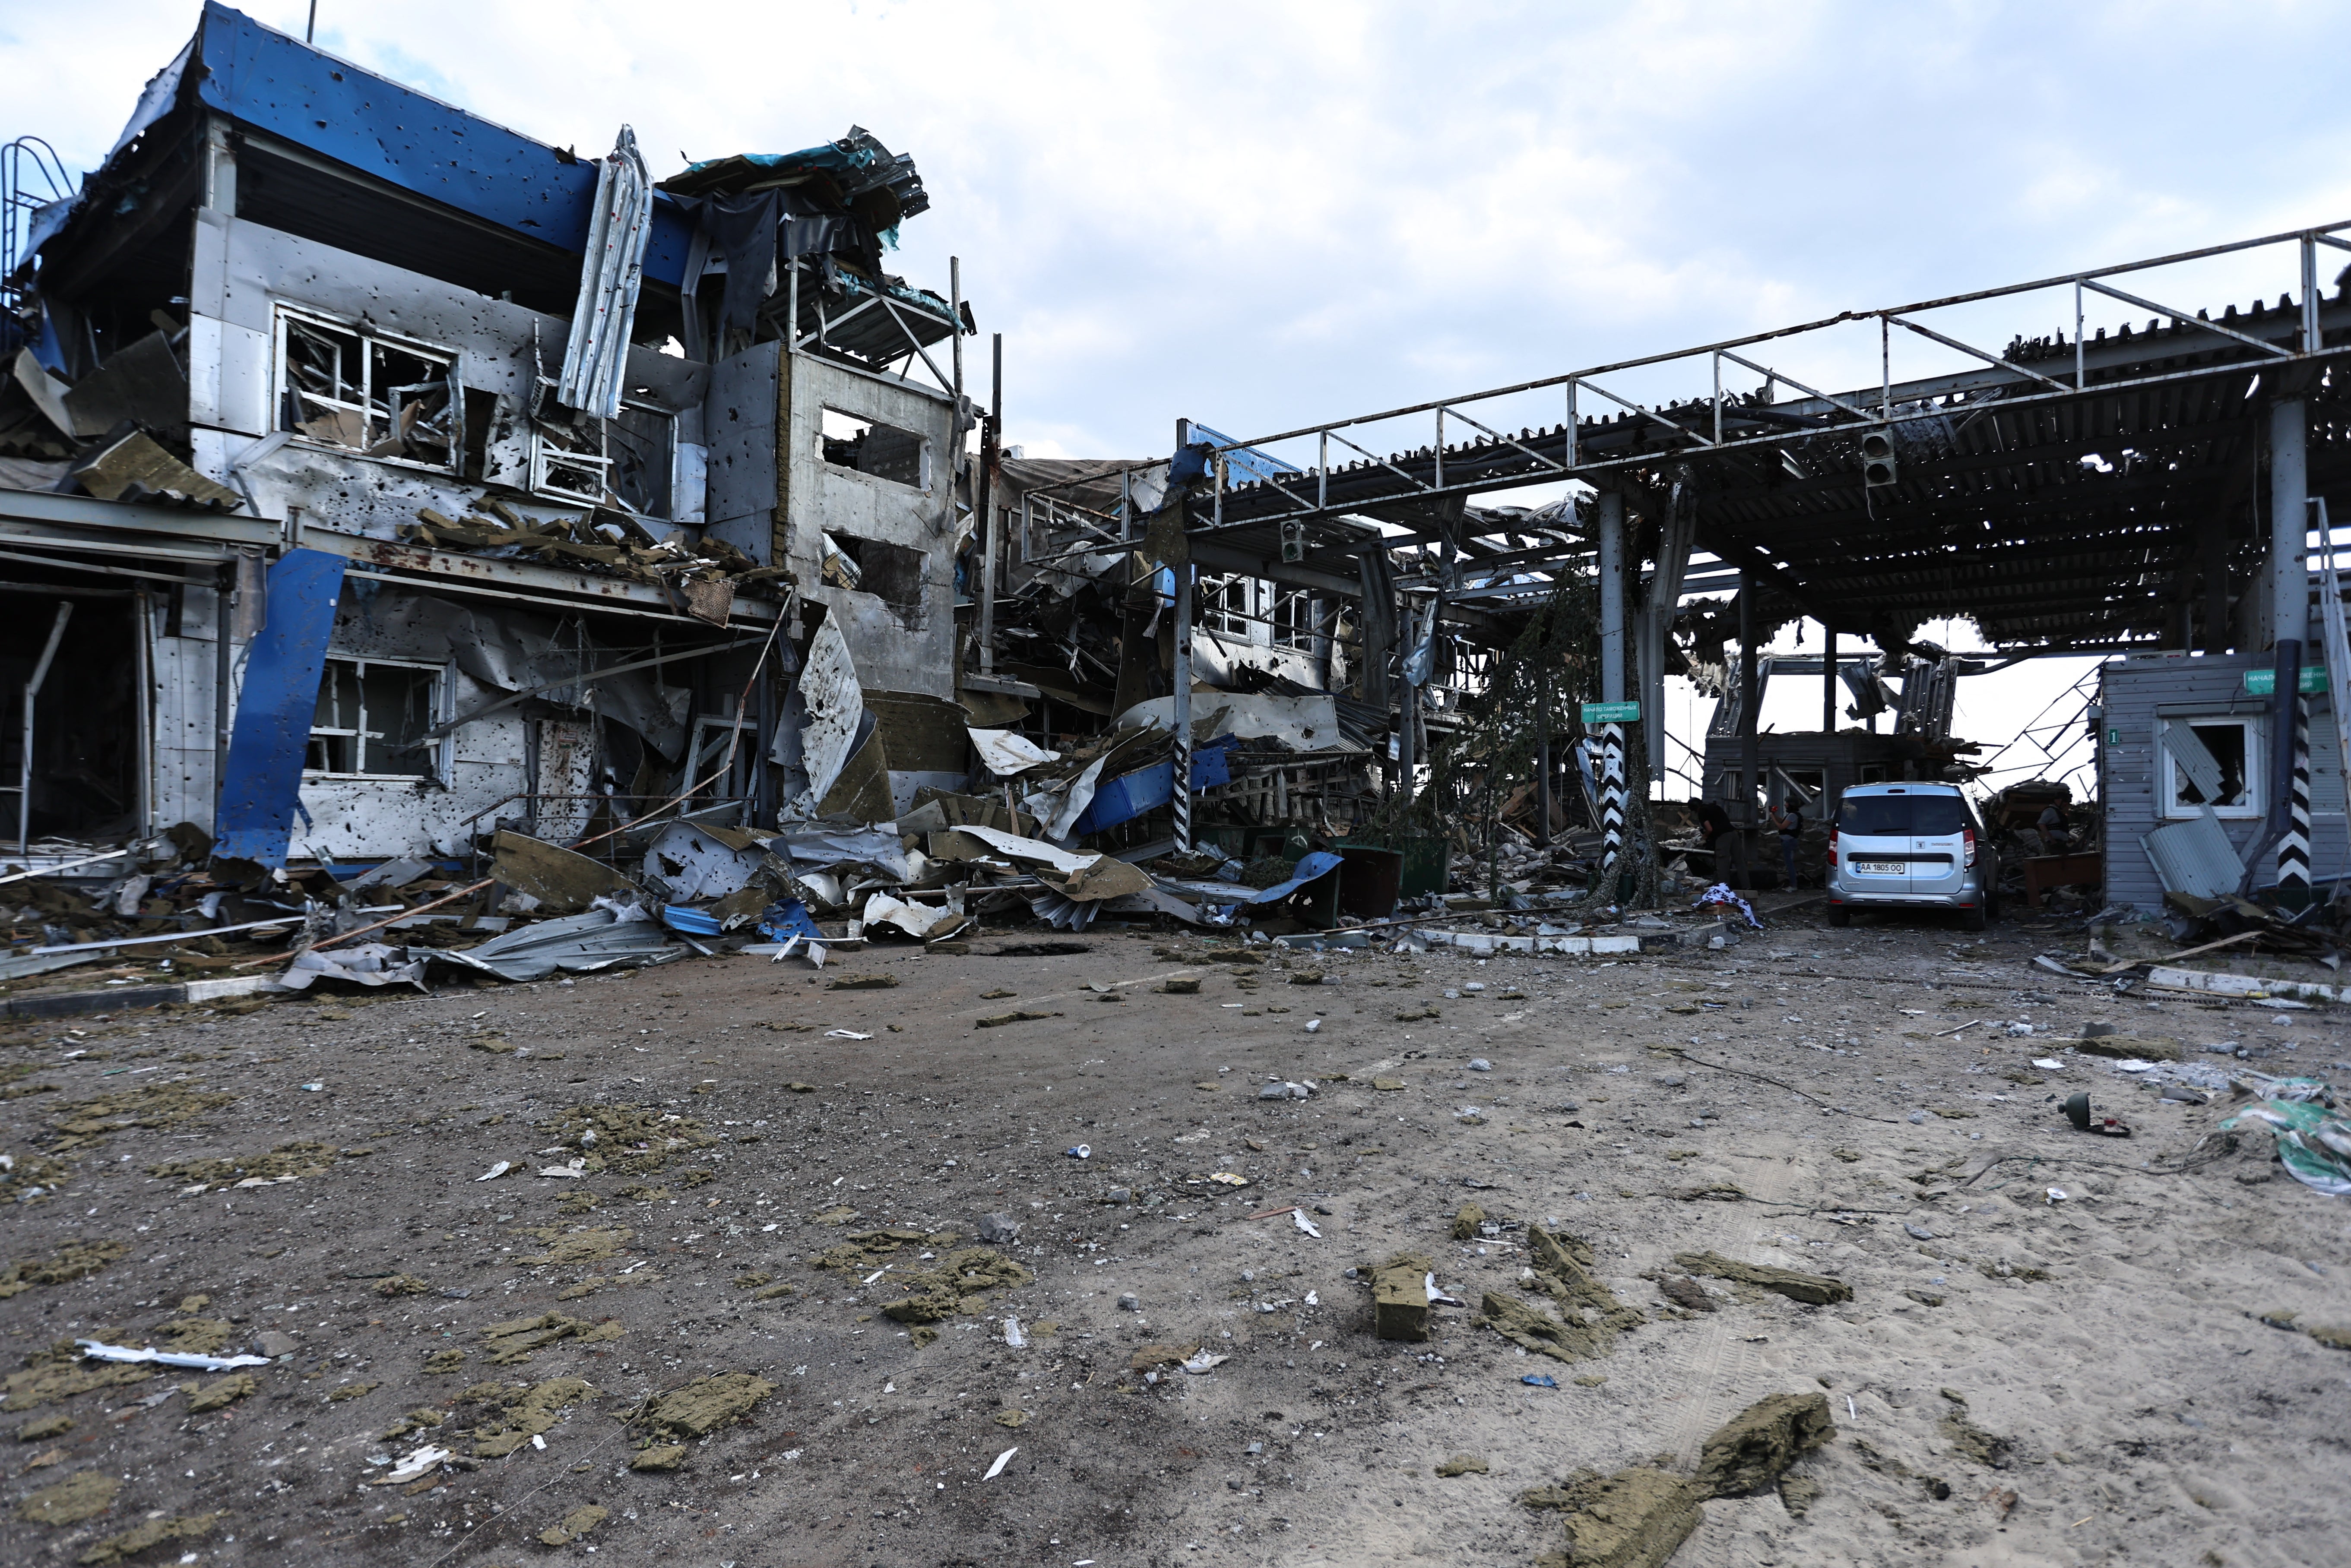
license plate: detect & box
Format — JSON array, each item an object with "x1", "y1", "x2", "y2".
[{"x1": 1854, "y1": 860, "x2": 1904, "y2": 875}]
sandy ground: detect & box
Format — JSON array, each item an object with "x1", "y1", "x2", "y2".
[{"x1": 2, "y1": 907, "x2": 2346, "y2": 1568}]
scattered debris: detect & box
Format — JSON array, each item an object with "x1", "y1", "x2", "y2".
[
  {"x1": 1480, "y1": 1227, "x2": 1645, "y2": 1363},
  {"x1": 17, "y1": 1468, "x2": 120, "y2": 1526},
  {"x1": 539, "y1": 1504, "x2": 609, "y2": 1548},
  {"x1": 1373, "y1": 1253, "x2": 1438, "y2": 1341},
  {"x1": 478, "y1": 1314, "x2": 624, "y2": 1366},
  {"x1": 1671, "y1": 1251, "x2": 1853, "y2": 1306},
  {"x1": 1521, "y1": 1467, "x2": 1702, "y2": 1568},
  {"x1": 1694, "y1": 1392, "x2": 1836, "y2": 1496},
  {"x1": 74, "y1": 1340, "x2": 268, "y2": 1373}
]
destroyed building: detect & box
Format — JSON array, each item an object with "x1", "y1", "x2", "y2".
[{"x1": 1, "y1": 3, "x2": 967, "y2": 874}]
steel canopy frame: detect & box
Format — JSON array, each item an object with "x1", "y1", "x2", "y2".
[{"x1": 1184, "y1": 221, "x2": 2351, "y2": 536}]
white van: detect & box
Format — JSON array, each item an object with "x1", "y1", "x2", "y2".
[{"x1": 1827, "y1": 783, "x2": 1999, "y2": 931}]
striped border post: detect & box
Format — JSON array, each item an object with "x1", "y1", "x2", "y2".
[
  {"x1": 1600, "y1": 723, "x2": 1626, "y2": 870},
  {"x1": 2280, "y1": 689, "x2": 2312, "y2": 909},
  {"x1": 1172, "y1": 563, "x2": 1194, "y2": 854}
]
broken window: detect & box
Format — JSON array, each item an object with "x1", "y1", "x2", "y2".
[
  {"x1": 821, "y1": 408, "x2": 927, "y2": 489},
  {"x1": 307, "y1": 657, "x2": 447, "y2": 780},
  {"x1": 276, "y1": 308, "x2": 459, "y2": 470},
  {"x1": 1201, "y1": 575, "x2": 1265, "y2": 641},
  {"x1": 529, "y1": 381, "x2": 679, "y2": 513},
  {"x1": 684, "y1": 711, "x2": 756, "y2": 805},
  {"x1": 1271, "y1": 589, "x2": 1318, "y2": 651},
  {"x1": 2161, "y1": 717, "x2": 2258, "y2": 817},
  {"x1": 819, "y1": 531, "x2": 927, "y2": 623}
]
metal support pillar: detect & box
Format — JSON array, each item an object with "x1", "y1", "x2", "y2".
[
  {"x1": 1597, "y1": 490, "x2": 1625, "y2": 702},
  {"x1": 753, "y1": 656, "x2": 779, "y2": 828},
  {"x1": 1597, "y1": 488, "x2": 1626, "y2": 867},
  {"x1": 979, "y1": 333, "x2": 1001, "y2": 675},
  {"x1": 2272, "y1": 398, "x2": 2311, "y2": 908},
  {"x1": 132, "y1": 590, "x2": 154, "y2": 841},
  {"x1": 15, "y1": 603, "x2": 71, "y2": 853},
  {"x1": 1534, "y1": 695, "x2": 1553, "y2": 848},
  {"x1": 1398, "y1": 680, "x2": 1418, "y2": 807},
  {"x1": 1599, "y1": 724, "x2": 1624, "y2": 871},
  {"x1": 213, "y1": 564, "x2": 234, "y2": 834},
  {"x1": 2272, "y1": 398, "x2": 2310, "y2": 653},
  {"x1": 1171, "y1": 563, "x2": 1194, "y2": 853},
  {"x1": 1822, "y1": 626, "x2": 1837, "y2": 735},
  {"x1": 2283, "y1": 687, "x2": 2313, "y2": 909},
  {"x1": 1736, "y1": 572, "x2": 1759, "y2": 889}
]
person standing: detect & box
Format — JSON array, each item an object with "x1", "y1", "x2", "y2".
[{"x1": 1770, "y1": 794, "x2": 1805, "y2": 888}]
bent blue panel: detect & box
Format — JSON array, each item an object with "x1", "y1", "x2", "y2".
[
  {"x1": 1241, "y1": 850, "x2": 1343, "y2": 904},
  {"x1": 191, "y1": 3, "x2": 694, "y2": 283},
  {"x1": 214, "y1": 548, "x2": 346, "y2": 866},
  {"x1": 1070, "y1": 738, "x2": 1238, "y2": 835}
]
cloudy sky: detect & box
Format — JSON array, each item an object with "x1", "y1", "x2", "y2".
[{"x1": 9, "y1": 0, "x2": 2346, "y2": 793}]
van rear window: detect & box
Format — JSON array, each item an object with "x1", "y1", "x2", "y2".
[{"x1": 1838, "y1": 793, "x2": 1973, "y2": 836}]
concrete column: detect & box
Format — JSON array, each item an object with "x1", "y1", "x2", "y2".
[
  {"x1": 2272, "y1": 399, "x2": 2310, "y2": 649},
  {"x1": 1597, "y1": 490, "x2": 1625, "y2": 702}
]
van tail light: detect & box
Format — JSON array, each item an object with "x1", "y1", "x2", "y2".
[
  {"x1": 1962, "y1": 828, "x2": 1977, "y2": 868},
  {"x1": 1828, "y1": 826, "x2": 1838, "y2": 866}
]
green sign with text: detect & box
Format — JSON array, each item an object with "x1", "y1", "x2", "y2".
[
  {"x1": 1581, "y1": 701, "x2": 1642, "y2": 723},
  {"x1": 2243, "y1": 667, "x2": 2328, "y2": 695}
]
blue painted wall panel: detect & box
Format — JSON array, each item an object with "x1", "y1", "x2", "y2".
[
  {"x1": 214, "y1": 547, "x2": 347, "y2": 867},
  {"x1": 194, "y1": 4, "x2": 695, "y2": 283}
]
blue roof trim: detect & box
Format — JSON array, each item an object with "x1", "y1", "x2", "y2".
[{"x1": 192, "y1": 3, "x2": 694, "y2": 285}]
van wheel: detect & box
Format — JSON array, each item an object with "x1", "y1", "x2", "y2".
[
  {"x1": 1961, "y1": 904, "x2": 1987, "y2": 933},
  {"x1": 1826, "y1": 905, "x2": 1850, "y2": 928}
]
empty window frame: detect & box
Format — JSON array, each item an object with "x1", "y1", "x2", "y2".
[
  {"x1": 307, "y1": 657, "x2": 447, "y2": 780},
  {"x1": 1270, "y1": 588, "x2": 1318, "y2": 651},
  {"x1": 820, "y1": 408, "x2": 927, "y2": 489},
  {"x1": 529, "y1": 382, "x2": 679, "y2": 513},
  {"x1": 276, "y1": 308, "x2": 460, "y2": 471},
  {"x1": 684, "y1": 711, "x2": 755, "y2": 804},
  {"x1": 2160, "y1": 716, "x2": 2259, "y2": 818},
  {"x1": 1200, "y1": 574, "x2": 1265, "y2": 641}
]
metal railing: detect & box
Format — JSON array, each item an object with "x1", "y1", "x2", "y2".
[
  {"x1": 1184, "y1": 220, "x2": 2351, "y2": 534},
  {"x1": 0, "y1": 136, "x2": 68, "y2": 312}
]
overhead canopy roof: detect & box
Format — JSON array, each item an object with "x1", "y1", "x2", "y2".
[{"x1": 1191, "y1": 227, "x2": 2351, "y2": 653}]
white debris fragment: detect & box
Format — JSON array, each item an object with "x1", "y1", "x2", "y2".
[
  {"x1": 1293, "y1": 1210, "x2": 1321, "y2": 1239},
  {"x1": 984, "y1": 1446, "x2": 1018, "y2": 1479},
  {"x1": 76, "y1": 1340, "x2": 270, "y2": 1372},
  {"x1": 826, "y1": 1029, "x2": 873, "y2": 1040},
  {"x1": 475, "y1": 1161, "x2": 511, "y2": 1182},
  {"x1": 375, "y1": 1445, "x2": 453, "y2": 1485},
  {"x1": 1004, "y1": 1317, "x2": 1027, "y2": 1348},
  {"x1": 537, "y1": 1161, "x2": 587, "y2": 1179},
  {"x1": 1180, "y1": 1351, "x2": 1229, "y2": 1374}
]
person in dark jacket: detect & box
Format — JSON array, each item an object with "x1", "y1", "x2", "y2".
[
  {"x1": 1770, "y1": 794, "x2": 1805, "y2": 888},
  {"x1": 1691, "y1": 798, "x2": 1732, "y2": 859}
]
